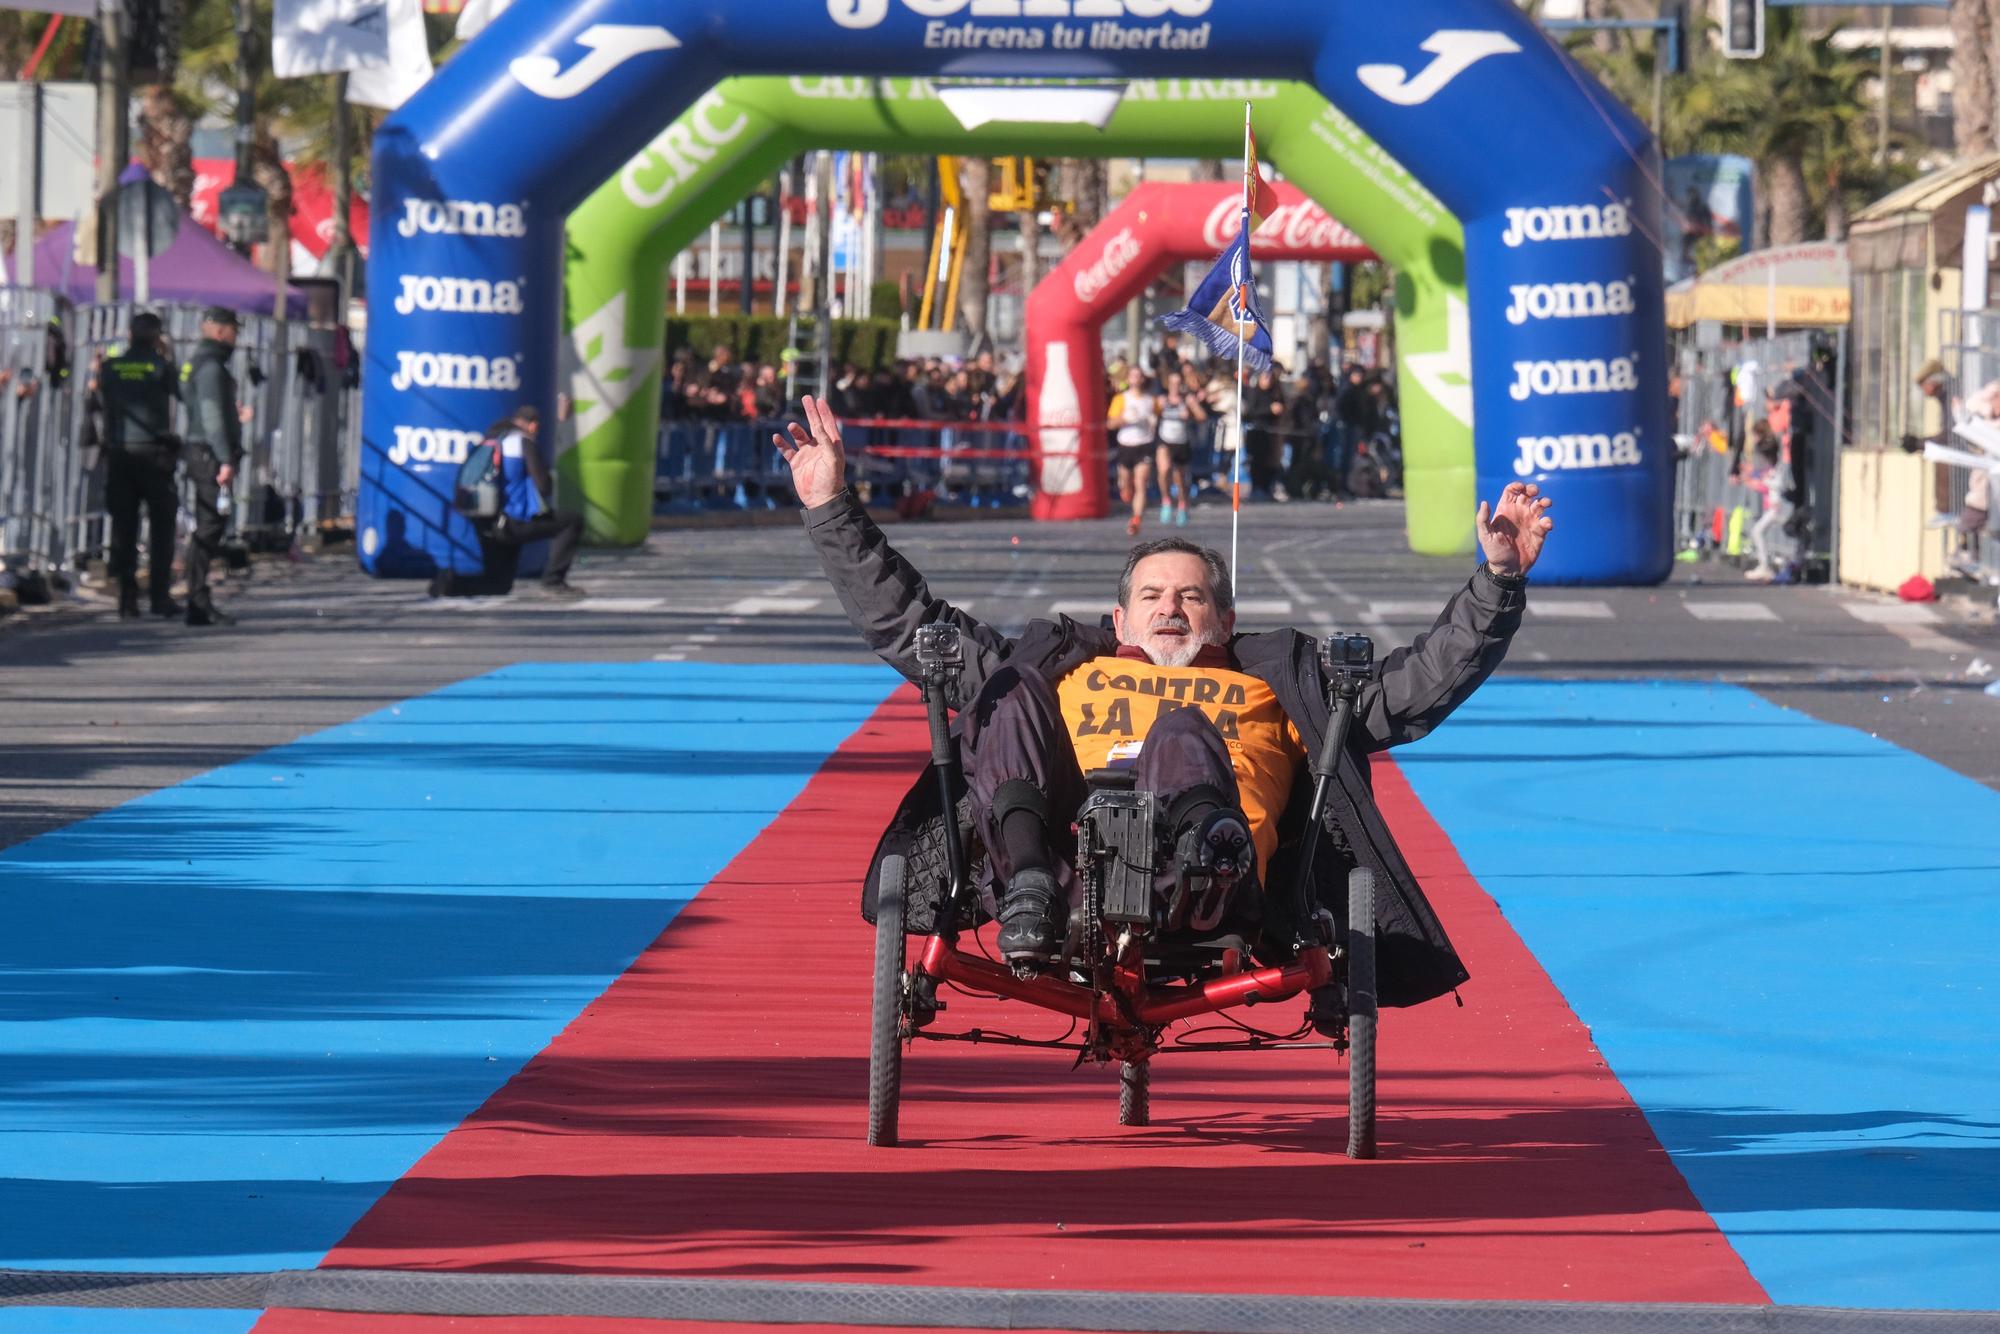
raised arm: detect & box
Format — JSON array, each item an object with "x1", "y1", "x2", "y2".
[
  {"x1": 1354, "y1": 482, "x2": 1553, "y2": 748},
  {"x1": 777, "y1": 396, "x2": 1011, "y2": 697}
]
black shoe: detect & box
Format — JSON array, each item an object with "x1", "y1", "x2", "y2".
[
  {"x1": 537, "y1": 579, "x2": 587, "y2": 600},
  {"x1": 1177, "y1": 806, "x2": 1255, "y2": 885},
  {"x1": 186, "y1": 601, "x2": 235, "y2": 627},
  {"x1": 151, "y1": 598, "x2": 184, "y2": 618},
  {"x1": 117, "y1": 586, "x2": 142, "y2": 619},
  {"x1": 996, "y1": 867, "x2": 1065, "y2": 963}
]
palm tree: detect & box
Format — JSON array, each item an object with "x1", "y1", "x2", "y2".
[{"x1": 1950, "y1": 0, "x2": 1998, "y2": 158}]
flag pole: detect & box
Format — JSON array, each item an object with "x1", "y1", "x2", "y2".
[{"x1": 1228, "y1": 100, "x2": 1252, "y2": 599}]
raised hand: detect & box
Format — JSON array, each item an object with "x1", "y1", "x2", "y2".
[
  {"x1": 1476, "y1": 481, "x2": 1554, "y2": 577},
  {"x1": 771, "y1": 394, "x2": 848, "y2": 509}
]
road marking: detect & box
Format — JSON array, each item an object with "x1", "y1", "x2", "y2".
[
  {"x1": 1055, "y1": 597, "x2": 1290, "y2": 619},
  {"x1": 1368, "y1": 599, "x2": 1444, "y2": 620},
  {"x1": 576, "y1": 597, "x2": 664, "y2": 612},
  {"x1": 1686, "y1": 601, "x2": 1779, "y2": 622},
  {"x1": 1842, "y1": 601, "x2": 1939, "y2": 625},
  {"x1": 1840, "y1": 600, "x2": 1974, "y2": 653},
  {"x1": 1531, "y1": 600, "x2": 1615, "y2": 620},
  {"x1": 683, "y1": 633, "x2": 721, "y2": 645},
  {"x1": 725, "y1": 596, "x2": 822, "y2": 616},
  {"x1": 651, "y1": 652, "x2": 687, "y2": 662}
]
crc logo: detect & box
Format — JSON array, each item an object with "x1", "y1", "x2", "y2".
[
  {"x1": 620, "y1": 90, "x2": 753, "y2": 210},
  {"x1": 1358, "y1": 30, "x2": 1520, "y2": 107},
  {"x1": 391, "y1": 351, "x2": 522, "y2": 393},
  {"x1": 829, "y1": 0, "x2": 1210, "y2": 27},
  {"x1": 510, "y1": 23, "x2": 680, "y2": 100},
  {"x1": 1202, "y1": 197, "x2": 1359, "y2": 253},
  {"x1": 1513, "y1": 431, "x2": 1643, "y2": 476},
  {"x1": 387, "y1": 424, "x2": 484, "y2": 467},
  {"x1": 1501, "y1": 201, "x2": 1632, "y2": 248},
  {"x1": 394, "y1": 275, "x2": 525, "y2": 316},
  {"x1": 1073, "y1": 227, "x2": 1144, "y2": 305},
  {"x1": 397, "y1": 198, "x2": 527, "y2": 239},
  {"x1": 1504, "y1": 278, "x2": 1636, "y2": 326},
  {"x1": 1509, "y1": 353, "x2": 1639, "y2": 401}
]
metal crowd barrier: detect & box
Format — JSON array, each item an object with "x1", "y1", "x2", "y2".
[
  {"x1": 0, "y1": 287, "x2": 359, "y2": 594},
  {"x1": 653, "y1": 415, "x2": 1039, "y2": 513}
]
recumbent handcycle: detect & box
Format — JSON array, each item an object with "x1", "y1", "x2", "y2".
[{"x1": 868, "y1": 622, "x2": 1382, "y2": 1159}]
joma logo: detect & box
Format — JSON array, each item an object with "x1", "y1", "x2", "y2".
[
  {"x1": 1513, "y1": 431, "x2": 1643, "y2": 476},
  {"x1": 396, "y1": 198, "x2": 527, "y2": 239},
  {"x1": 391, "y1": 351, "x2": 522, "y2": 393},
  {"x1": 1504, "y1": 279, "x2": 1636, "y2": 326},
  {"x1": 1500, "y1": 201, "x2": 1632, "y2": 248},
  {"x1": 394, "y1": 275, "x2": 525, "y2": 316},
  {"x1": 387, "y1": 424, "x2": 485, "y2": 467},
  {"x1": 1509, "y1": 354, "x2": 1639, "y2": 401}
]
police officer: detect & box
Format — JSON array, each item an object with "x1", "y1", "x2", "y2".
[
  {"x1": 97, "y1": 311, "x2": 181, "y2": 619},
  {"x1": 181, "y1": 306, "x2": 249, "y2": 626}
]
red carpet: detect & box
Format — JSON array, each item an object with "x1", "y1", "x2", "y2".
[{"x1": 254, "y1": 688, "x2": 1763, "y2": 1331}]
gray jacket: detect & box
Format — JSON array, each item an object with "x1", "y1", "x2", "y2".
[
  {"x1": 181, "y1": 339, "x2": 243, "y2": 468},
  {"x1": 804, "y1": 490, "x2": 1527, "y2": 1007}
]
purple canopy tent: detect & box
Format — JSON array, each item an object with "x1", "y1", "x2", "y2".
[{"x1": 34, "y1": 213, "x2": 308, "y2": 318}]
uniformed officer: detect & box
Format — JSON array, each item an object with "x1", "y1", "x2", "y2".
[
  {"x1": 97, "y1": 310, "x2": 181, "y2": 619},
  {"x1": 181, "y1": 306, "x2": 249, "y2": 627}
]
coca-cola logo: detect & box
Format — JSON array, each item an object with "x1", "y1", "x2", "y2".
[
  {"x1": 1201, "y1": 198, "x2": 1358, "y2": 253},
  {"x1": 1073, "y1": 227, "x2": 1144, "y2": 305}
]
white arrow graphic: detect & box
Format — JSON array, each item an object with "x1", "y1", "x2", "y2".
[
  {"x1": 1357, "y1": 30, "x2": 1521, "y2": 107},
  {"x1": 1403, "y1": 294, "x2": 1474, "y2": 428},
  {"x1": 510, "y1": 24, "x2": 680, "y2": 101}
]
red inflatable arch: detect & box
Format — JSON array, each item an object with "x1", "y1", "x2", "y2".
[{"x1": 1026, "y1": 180, "x2": 1373, "y2": 522}]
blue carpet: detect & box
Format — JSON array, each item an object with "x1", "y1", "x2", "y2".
[
  {"x1": 0, "y1": 663, "x2": 901, "y2": 1272},
  {"x1": 1397, "y1": 680, "x2": 2000, "y2": 1310}
]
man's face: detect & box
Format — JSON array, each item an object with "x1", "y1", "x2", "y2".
[
  {"x1": 204, "y1": 320, "x2": 238, "y2": 346},
  {"x1": 1922, "y1": 374, "x2": 1946, "y2": 401},
  {"x1": 1114, "y1": 552, "x2": 1233, "y2": 668},
  {"x1": 1126, "y1": 367, "x2": 1144, "y2": 392}
]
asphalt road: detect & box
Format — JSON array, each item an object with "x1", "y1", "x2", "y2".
[{"x1": 4, "y1": 497, "x2": 1996, "y2": 849}]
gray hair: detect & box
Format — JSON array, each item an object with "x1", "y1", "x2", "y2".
[{"x1": 1117, "y1": 538, "x2": 1233, "y2": 618}]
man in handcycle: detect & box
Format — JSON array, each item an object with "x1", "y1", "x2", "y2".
[{"x1": 775, "y1": 396, "x2": 1553, "y2": 1018}]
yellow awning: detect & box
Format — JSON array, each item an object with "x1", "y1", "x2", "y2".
[{"x1": 1665, "y1": 242, "x2": 1851, "y2": 329}]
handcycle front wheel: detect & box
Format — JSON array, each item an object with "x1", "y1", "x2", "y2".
[
  {"x1": 1119, "y1": 1059, "x2": 1150, "y2": 1126},
  {"x1": 1345, "y1": 866, "x2": 1378, "y2": 1159},
  {"x1": 867, "y1": 854, "x2": 908, "y2": 1147}
]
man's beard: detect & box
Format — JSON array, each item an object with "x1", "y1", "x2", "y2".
[{"x1": 1131, "y1": 614, "x2": 1226, "y2": 668}]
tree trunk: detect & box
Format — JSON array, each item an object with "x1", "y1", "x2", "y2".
[
  {"x1": 1054, "y1": 158, "x2": 1104, "y2": 248},
  {"x1": 250, "y1": 132, "x2": 295, "y2": 278},
  {"x1": 137, "y1": 84, "x2": 196, "y2": 211},
  {"x1": 1764, "y1": 152, "x2": 1811, "y2": 246},
  {"x1": 1824, "y1": 177, "x2": 1851, "y2": 242},
  {"x1": 957, "y1": 156, "x2": 991, "y2": 340},
  {"x1": 1951, "y1": 0, "x2": 1999, "y2": 158}
]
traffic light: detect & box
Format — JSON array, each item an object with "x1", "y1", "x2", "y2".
[{"x1": 1722, "y1": 0, "x2": 1764, "y2": 60}]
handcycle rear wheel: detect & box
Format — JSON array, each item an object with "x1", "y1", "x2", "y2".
[
  {"x1": 1345, "y1": 866, "x2": 1378, "y2": 1159},
  {"x1": 867, "y1": 854, "x2": 908, "y2": 1147},
  {"x1": 1119, "y1": 1060, "x2": 1150, "y2": 1126}
]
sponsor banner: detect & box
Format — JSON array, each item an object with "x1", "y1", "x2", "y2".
[
  {"x1": 1663, "y1": 153, "x2": 1754, "y2": 284},
  {"x1": 826, "y1": 0, "x2": 1216, "y2": 51},
  {"x1": 191, "y1": 158, "x2": 372, "y2": 259},
  {"x1": 386, "y1": 422, "x2": 485, "y2": 467}
]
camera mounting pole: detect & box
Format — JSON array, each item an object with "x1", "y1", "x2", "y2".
[
  {"x1": 1287, "y1": 633, "x2": 1374, "y2": 946},
  {"x1": 915, "y1": 622, "x2": 972, "y2": 938}
]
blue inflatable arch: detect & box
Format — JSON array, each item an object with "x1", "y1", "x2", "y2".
[{"x1": 360, "y1": 0, "x2": 1668, "y2": 586}]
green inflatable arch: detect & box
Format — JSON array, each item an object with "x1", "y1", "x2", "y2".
[{"x1": 560, "y1": 77, "x2": 1474, "y2": 556}]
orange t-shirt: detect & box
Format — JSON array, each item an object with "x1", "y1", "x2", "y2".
[{"x1": 1057, "y1": 656, "x2": 1305, "y2": 875}]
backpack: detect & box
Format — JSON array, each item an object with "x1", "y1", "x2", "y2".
[{"x1": 454, "y1": 438, "x2": 501, "y2": 519}]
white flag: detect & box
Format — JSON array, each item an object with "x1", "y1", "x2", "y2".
[
  {"x1": 272, "y1": 0, "x2": 391, "y2": 79},
  {"x1": 454, "y1": 0, "x2": 513, "y2": 43},
  {"x1": 346, "y1": 0, "x2": 432, "y2": 111}
]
